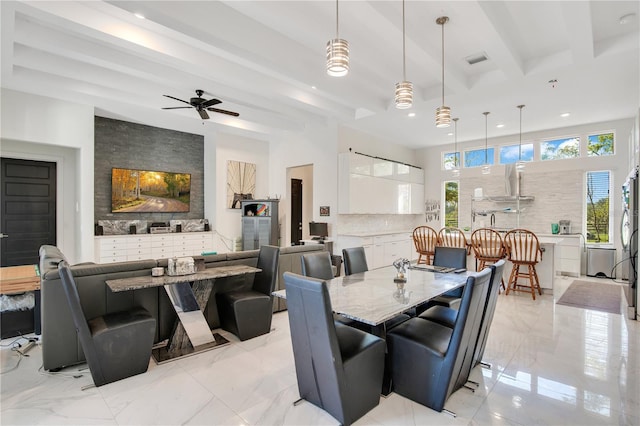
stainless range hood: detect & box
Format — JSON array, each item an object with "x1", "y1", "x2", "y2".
[{"x1": 505, "y1": 164, "x2": 520, "y2": 197}]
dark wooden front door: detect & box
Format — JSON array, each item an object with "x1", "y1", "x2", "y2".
[
  {"x1": 0, "y1": 158, "x2": 57, "y2": 267},
  {"x1": 291, "y1": 178, "x2": 302, "y2": 245}
]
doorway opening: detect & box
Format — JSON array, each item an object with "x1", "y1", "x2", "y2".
[{"x1": 286, "y1": 165, "x2": 313, "y2": 246}]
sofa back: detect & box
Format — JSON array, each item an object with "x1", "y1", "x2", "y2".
[{"x1": 40, "y1": 243, "x2": 326, "y2": 371}]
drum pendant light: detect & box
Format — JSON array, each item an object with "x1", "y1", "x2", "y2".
[
  {"x1": 395, "y1": 0, "x2": 412, "y2": 109},
  {"x1": 482, "y1": 112, "x2": 491, "y2": 175},
  {"x1": 452, "y1": 117, "x2": 460, "y2": 177},
  {"x1": 326, "y1": 0, "x2": 349, "y2": 77},
  {"x1": 516, "y1": 105, "x2": 526, "y2": 171},
  {"x1": 435, "y1": 16, "x2": 450, "y2": 127}
]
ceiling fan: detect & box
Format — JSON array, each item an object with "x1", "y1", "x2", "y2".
[{"x1": 162, "y1": 89, "x2": 239, "y2": 119}]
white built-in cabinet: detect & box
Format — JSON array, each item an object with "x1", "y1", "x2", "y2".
[
  {"x1": 338, "y1": 153, "x2": 424, "y2": 214},
  {"x1": 95, "y1": 232, "x2": 215, "y2": 263},
  {"x1": 338, "y1": 232, "x2": 415, "y2": 270}
]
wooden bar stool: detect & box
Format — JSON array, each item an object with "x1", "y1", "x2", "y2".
[
  {"x1": 437, "y1": 227, "x2": 470, "y2": 254},
  {"x1": 470, "y1": 228, "x2": 506, "y2": 291},
  {"x1": 503, "y1": 229, "x2": 543, "y2": 300},
  {"x1": 412, "y1": 226, "x2": 438, "y2": 265}
]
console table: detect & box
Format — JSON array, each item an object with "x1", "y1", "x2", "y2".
[
  {"x1": 106, "y1": 265, "x2": 259, "y2": 363},
  {"x1": 0, "y1": 265, "x2": 41, "y2": 337}
]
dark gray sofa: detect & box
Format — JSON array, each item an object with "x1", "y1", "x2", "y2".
[{"x1": 40, "y1": 244, "x2": 324, "y2": 371}]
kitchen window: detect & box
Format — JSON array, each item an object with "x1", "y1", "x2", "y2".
[
  {"x1": 443, "y1": 152, "x2": 460, "y2": 170},
  {"x1": 541, "y1": 137, "x2": 580, "y2": 160},
  {"x1": 587, "y1": 132, "x2": 614, "y2": 156},
  {"x1": 444, "y1": 181, "x2": 459, "y2": 228},
  {"x1": 585, "y1": 170, "x2": 611, "y2": 243},
  {"x1": 499, "y1": 143, "x2": 534, "y2": 164},
  {"x1": 464, "y1": 147, "x2": 495, "y2": 168}
]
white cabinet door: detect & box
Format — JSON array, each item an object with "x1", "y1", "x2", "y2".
[
  {"x1": 373, "y1": 244, "x2": 385, "y2": 269},
  {"x1": 410, "y1": 183, "x2": 425, "y2": 214}
]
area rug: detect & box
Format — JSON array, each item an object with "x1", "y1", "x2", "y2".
[{"x1": 556, "y1": 280, "x2": 621, "y2": 314}]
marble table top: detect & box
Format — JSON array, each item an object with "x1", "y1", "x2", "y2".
[
  {"x1": 274, "y1": 266, "x2": 470, "y2": 326},
  {"x1": 106, "y1": 265, "x2": 260, "y2": 292}
]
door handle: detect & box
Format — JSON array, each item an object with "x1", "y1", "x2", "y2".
[{"x1": 0, "y1": 233, "x2": 8, "y2": 239}]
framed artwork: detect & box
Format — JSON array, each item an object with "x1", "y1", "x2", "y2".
[
  {"x1": 320, "y1": 206, "x2": 330, "y2": 216},
  {"x1": 227, "y1": 160, "x2": 256, "y2": 209}
]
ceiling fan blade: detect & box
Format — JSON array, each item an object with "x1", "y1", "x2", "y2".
[
  {"x1": 201, "y1": 98, "x2": 222, "y2": 108},
  {"x1": 207, "y1": 107, "x2": 240, "y2": 117},
  {"x1": 198, "y1": 109, "x2": 210, "y2": 120},
  {"x1": 162, "y1": 106, "x2": 193, "y2": 110},
  {"x1": 163, "y1": 95, "x2": 192, "y2": 105}
]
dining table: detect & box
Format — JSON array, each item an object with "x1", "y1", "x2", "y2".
[
  {"x1": 273, "y1": 264, "x2": 471, "y2": 395},
  {"x1": 274, "y1": 264, "x2": 469, "y2": 333}
]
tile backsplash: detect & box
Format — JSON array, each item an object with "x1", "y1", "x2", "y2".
[{"x1": 337, "y1": 214, "x2": 423, "y2": 234}]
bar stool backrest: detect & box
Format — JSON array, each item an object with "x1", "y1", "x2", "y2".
[
  {"x1": 471, "y1": 228, "x2": 505, "y2": 260},
  {"x1": 503, "y1": 229, "x2": 541, "y2": 263}
]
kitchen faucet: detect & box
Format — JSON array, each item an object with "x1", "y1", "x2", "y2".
[{"x1": 490, "y1": 213, "x2": 496, "y2": 228}]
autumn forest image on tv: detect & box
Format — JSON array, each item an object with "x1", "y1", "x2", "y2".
[{"x1": 111, "y1": 168, "x2": 191, "y2": 212}]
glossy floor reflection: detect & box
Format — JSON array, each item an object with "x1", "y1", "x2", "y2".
[{"x1": 1, "y1": 276, "x2": 638, "y2": 425}]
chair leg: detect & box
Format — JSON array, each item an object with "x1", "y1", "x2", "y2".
[
  {"x1": 530, "y1": 264, "x2": 542, "y2": 296},
  {"x1": 528, "y1": 264, "x2": 536, "y2": 300},
  {"x1": 505, "y1": 264, "x2": 518, "y2": 295}
]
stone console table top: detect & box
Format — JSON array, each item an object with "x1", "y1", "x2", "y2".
[{"x1": 106, "y1": 265, "x2": 260, "y2": 292}]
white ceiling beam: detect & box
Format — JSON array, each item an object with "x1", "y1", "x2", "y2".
[
  {"x1": 474, "y1": 1, "x2": 525, "y2": 80},
  {"x1": 560, "y1": 2, "x2": 594, "y2": 65}
]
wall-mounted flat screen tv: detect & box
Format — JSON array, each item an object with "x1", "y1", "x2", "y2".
[{"x1": 111, "y1": 168, "x2": 191, "y2": 213}]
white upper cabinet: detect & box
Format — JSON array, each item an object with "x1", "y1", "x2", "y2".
[{"x1": 339, "y1": 153, "x2": 424, "y2": 214}]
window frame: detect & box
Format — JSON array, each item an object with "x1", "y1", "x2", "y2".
[
  {"x1": 443, "y1": 180, "x2": 459, "y2": 228},
  {"x1": 499, "y1": 142, "x2": 534, "y2": 165},
  {"x1": 463, "y1": 146, "x2": 495, "y2": 168},
  {"x1": 585, "y1": 170, "x2": 612, "y2": 244},
  {"x1": 540, "y1": 136, "x2": 581, "y2": 161},
  {"x1": 587, "y1": 131, "x2": 615, "y2": 157}
]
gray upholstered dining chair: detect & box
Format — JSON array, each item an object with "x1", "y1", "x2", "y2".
[
  {"x1": 57, "y1": 261, "x2": 156, "y2": 387},
  {"x1": 387, "y1": 268, "x2": 492, "y2": 414},
  {"x1": 301, "y1": 251, "x2": 334, "y2": 281},
  {"x1": 472, "y1": 259, "x2": 506, "y2": 368},
  {"x1": 283, "y1": 272, "x2": 386, "y2": 426},
  {"x1": 414, "y1": 246, "x2": 468, "y2": 315},
  {"x1": 342, "y1": 247, "x2": 368, "y2": 276},
  {"x1": 216, "y1": 245, "x2": 280, "y2": 341}
]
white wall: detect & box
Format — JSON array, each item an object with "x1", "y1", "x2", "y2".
[
  {"x1": 210, "y1": 132, "x2": 270, "y2": 253},
  {"x1": 0, "y1": 88, "x2": 94, "y2": 263},
  {"x1": 338, "y1": 126, "x2": 422, "y2": 168},
  {"x1": 269, "y1": 119, "x2": 339, "y2": 244}
]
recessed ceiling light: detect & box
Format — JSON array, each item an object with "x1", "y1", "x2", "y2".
[
  {"x1": 447, "y1": 132, "x2": 453, "y2": 136},
  {"x1": 311, "y1": 86, "x2": 317, "y2": 90},
  {"x1": 561, "y1": 112, "x2": 571, "y2": 118},
  {"x1": 496, "y1": 124, "x2": 505, "y2": 128},
  {"x1": 134, "y1": 12, "x2": 145, "y2": 19},
  {"x1": 620, "y1": 13, "x2": 636, "y2": 25},
  {"x1": 408, "y1": 112, "x2": 416, "y2": 118}
]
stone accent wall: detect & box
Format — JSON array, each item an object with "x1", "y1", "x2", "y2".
[{"x1": 94, "y1": 116, "x2": 204, "y2": 223}]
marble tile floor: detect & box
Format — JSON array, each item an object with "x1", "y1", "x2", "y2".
[{"x1": 1, "y1": 275, "x2": 638, "y2": 425}]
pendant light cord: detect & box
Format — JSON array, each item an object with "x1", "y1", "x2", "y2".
[
  {"x1": 441, "y1": 19, "x2": 445, "y2": 104},
  {"x1": 402, "y1": 0, "x2": 406, "y2": 81},
  {"x1": 336, "y1": 0, "x2": 339, "y2": 38},
  {"x1": 484, "y1": 112, "x2": 489, "y2": 164}
]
